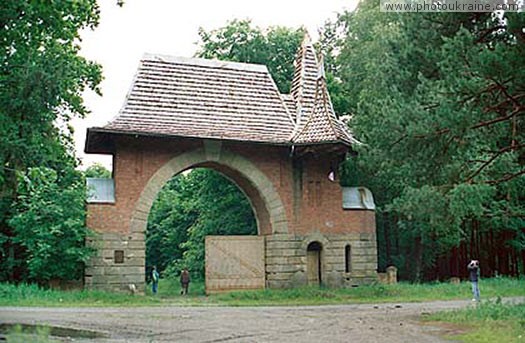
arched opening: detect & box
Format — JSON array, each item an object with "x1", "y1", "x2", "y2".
[
  {"x1": 307, "y1": 241, "x2": 323, "y2": 286},
  {"x1": 126, "y1": 147, "x2": 288, "y2": 293},
  {"x1": 345, "y1": 244, "x2": 352, "y2": 273},
  {"x1": 145, "y1": 167, "x2": 257, "y2": 294}
]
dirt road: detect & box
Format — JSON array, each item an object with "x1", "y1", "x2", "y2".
[{"x1": 1, "y1": 298, "x2": 521, "y2": 342}]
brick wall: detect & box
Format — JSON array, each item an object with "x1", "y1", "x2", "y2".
[{"x1": 85, "y1": 136, "x2": 377, "y2": 291}]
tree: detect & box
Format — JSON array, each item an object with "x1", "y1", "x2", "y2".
[
  {"x1": 196, "y1": 20, "x2": 304, "y2": 93},
  {"x1": 146, "y1": 175, "x2": 195, "y2": 274},
  {"x1": 333, "y1": 2, "x2": 525, "y2": 279},
  {"x1": 9, "y1": 167, "x2": 94, "y2": 283},
  {"x1": 0, "y1": 1, "x2": 102, "y2": 281},
  {"x1": 85, "y1": 163, "x2": 111, "y2": 178}
]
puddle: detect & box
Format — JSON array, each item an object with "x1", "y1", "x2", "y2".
[{"x1": 0, "y1": 323, "x2": 107, "y2": 340}]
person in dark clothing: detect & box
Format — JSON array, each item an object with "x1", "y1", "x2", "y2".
[
  {"x1": 151, "y1": 265, "x2": 159, "y2": 295},
  {"x1": 467, "y1": 260, "x2": 480, "y2": 302},
  {"x1": 180, "y1": 268, "x2": 191, "y2": 295}
]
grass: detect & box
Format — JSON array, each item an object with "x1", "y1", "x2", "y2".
[
  {"x1": 209, "y1": 277, "x2": 525, "y2": 306},
  {"x1": 2, "y1": 324, "x2": 56, "y2": 343},
  {"x1": 0, "y1": 277, "x2": 523, "y2": 307},
  {"x1": 426, "y1": 298, "x2": 525, "y2": 343}
]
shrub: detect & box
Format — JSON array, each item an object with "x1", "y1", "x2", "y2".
[{"x1": 9, "y1": 167, "x2": 94, "y2": 282}]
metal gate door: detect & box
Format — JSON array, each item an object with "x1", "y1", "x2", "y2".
[{"x1": 205, "y1": 235, "x2": 265, "y2": 294}]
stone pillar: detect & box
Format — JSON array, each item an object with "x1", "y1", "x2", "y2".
[
  {"x1": 386, "y1": 265, "x2": 398, "y2": 284},
  {"x1": 84, "y1": 232, "x2": 145, "y2": 293}
]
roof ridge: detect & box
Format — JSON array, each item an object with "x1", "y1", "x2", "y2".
[
  {"x1": 142, "y1": 53, "x2": 269, "y2": 73},
  {"x1": 290, "y1": 34, "x2": 319, "y2": 125},
  {"x1": 316, "y1": 56, "x2": 339, "y2": 141}
]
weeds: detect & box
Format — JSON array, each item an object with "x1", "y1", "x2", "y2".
[
  {"x1": 4, "y1": 324, "x2": 55, "y2": 343},
  {"x1": 428, "y1": 298, "x2": 525, "y2": 343}
]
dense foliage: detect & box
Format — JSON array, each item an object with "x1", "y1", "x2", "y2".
[
  {"x1": 9, "y1": 167, "x2": 94, "y2": 282},
  {"x1": 0, "y1": 1, "x2": 102, "y2": 282},
  {"x1": 326, "y1": 4, "x2": 525, "y2": 279},
  {"x1": 146, "y1": 169, "x2": 256, "y2": 280},
  {"x1": 196, "y1": 20, "x2": 304, "y2": 93},
  {"x1": 85, "y1": 163, "x2": 111, "y2": 178}
]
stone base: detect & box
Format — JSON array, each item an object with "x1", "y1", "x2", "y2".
[
  {"x1": 265, "y1": 232, "x2": 378, "y2": 288},
  {"x1": 85, "y1": 232, "x2": 145, "y2": 293},
  {"x1": 85, "y1": 231, "x2": 378, "y2": 293}
]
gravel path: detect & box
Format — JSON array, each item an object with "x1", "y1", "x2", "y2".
[{"x1": 1, "y1": 298, "x2": 523, "y2": 342}]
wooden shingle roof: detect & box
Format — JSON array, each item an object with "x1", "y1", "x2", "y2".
[
  {"x1": 100, "y1": 54, "x2": 295, "y2": 144},
  {"x1": 281, "y1": 93, "x2": 297, "y2": 122},
  {"x1": 291, "y1": 58, "x2": 357, "y2": 145},
  {"x1": 289, "y1": 34, "x2": 319, "y2": 124},
  {"x1": 85, "y1": 37, "x2": 356, "y2": 153}
]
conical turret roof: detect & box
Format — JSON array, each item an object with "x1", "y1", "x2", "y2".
[
  {"x1": 290, "y1": 47, "x2": 357, "y2": 146},
  {"x1": 289, "y1": 34, "x2": 319, "y2": 125}
]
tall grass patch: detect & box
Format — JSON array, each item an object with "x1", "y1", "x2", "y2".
[
  {"x1": 0, "y1": 283, "x2": 163, "y2": 307},
  {"x1": 428, "y1": 298, "x2": 525, "y2": 343}
]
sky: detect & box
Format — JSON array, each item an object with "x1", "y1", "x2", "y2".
[{"x1": 74, "y1": 0, "x2": 359, "y2": 169}]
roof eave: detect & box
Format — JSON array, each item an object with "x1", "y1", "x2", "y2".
[
  {"x1": 85, "y1": 127, "x2": 116, "y2": 154},
  {"x1": 291, "y1": 139, "x2": 352, "y2": 147},
  {"x1": 85, "y1": 127, "x2": 295, "y2": 153}
]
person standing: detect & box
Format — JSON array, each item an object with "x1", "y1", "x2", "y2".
[
  {"x1": 180, "y1": 268, "x2": 191, "y2": 295},
  {"x1": 467, "y1": 260, "x2": 480, "y2": 302},
  {"x1": 151, "y1": 265, "x2": 159, "y2": 295}
]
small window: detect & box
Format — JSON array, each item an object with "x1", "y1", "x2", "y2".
[
  {"x1": 86, "y1": 178, "x2": 115, "y2": 203},
  {"x1": 345, "y1": 245, "x2": 351, "y2": 273},
  {"x1": 114, "y1": 250, "x2": 124, "y2": 264}
]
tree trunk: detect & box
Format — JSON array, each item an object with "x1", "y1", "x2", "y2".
[
  {"x1": 414, "y1": 236, "x2": 423, "y2": 281},
  {"x1": 384, "y1": 212, "x2": 391, "y2": 266}
]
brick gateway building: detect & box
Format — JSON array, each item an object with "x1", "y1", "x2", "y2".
[{"x1": 85, "y1": 36, "x2": 378, "y2": 293}]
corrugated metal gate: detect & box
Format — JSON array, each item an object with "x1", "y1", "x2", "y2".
[{"x1": 205, "y1": 236, "x2": 265, "y2": 294}]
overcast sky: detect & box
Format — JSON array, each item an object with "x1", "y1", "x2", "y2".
[{"x1": 74, "y1": 0, "x2": 359, "y2": 169}]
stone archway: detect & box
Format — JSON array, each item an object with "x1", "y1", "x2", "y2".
[
  {"x1": 129, "y1": 145, "x2": 288, "y2": 239},
  {"x1": 112, "y1": 145, "x2": 288, "y2": 292},
  {"x1": 135, "y1": 146, "x2": 289, "y2": 293}
]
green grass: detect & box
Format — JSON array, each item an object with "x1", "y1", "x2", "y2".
[
  {"x1": 3, "y1": 324, "x2": 56, "y2": 343},
  {"x1": 0, "y1": 277, "x2": 523, "y2": 307},
  {"x1": 426, "y1": 298, "x2": 525, "y2": 343},
  {"x1": 209, "y1": 277, "x2": 525, "y2": 306}
]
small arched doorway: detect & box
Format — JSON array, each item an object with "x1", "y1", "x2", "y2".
[{"x1": 307, "y1": 241, "x2": 323, "y2": 286}]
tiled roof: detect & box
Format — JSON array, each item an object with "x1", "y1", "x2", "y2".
[
  {"x1": 86, "y1": 36, "x2": 357, "y2": 152},
  {"x1": 291, "y1": 58, "x2": 357, "y2": 145},
  {"x1": 289, "y1": 34, "x2": 318, "y2": 125},
  {"x1": 102, "y1": 54, "x2": 295, "y2": 144},
  {"x1": 281, "y1": 94, "x2": 297, "y2": 122}
]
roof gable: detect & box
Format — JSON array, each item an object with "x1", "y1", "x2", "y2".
[{"x1": 103, "y1": 54, "x2": 295, "y2": 144}]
